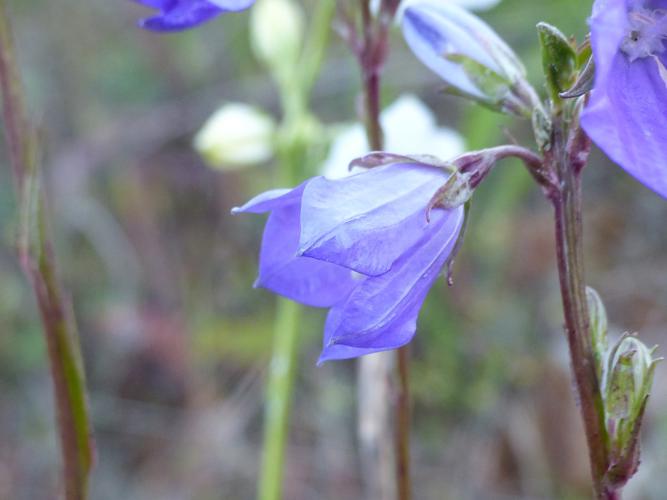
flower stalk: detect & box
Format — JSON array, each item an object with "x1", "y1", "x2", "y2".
[
  {"x1": 343, "y1": 2, "x2": 411, "y2": 498},
  {"x1": 0, "y1": 2, "x2": 94, "y2": 499}
]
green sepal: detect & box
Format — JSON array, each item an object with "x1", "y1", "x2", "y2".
[
  {"x1": 586, "y1": 286, "x2": 608, "y2": 381},
  {"x1": 537, "y1": 22, "x2": 577, "y2": 103}
]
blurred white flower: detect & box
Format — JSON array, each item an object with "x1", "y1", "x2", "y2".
[
  {"x1": 397, "y1": 0, "x2": 502, "y2": 15},
  {"x1": 321, "y1": 94, "x2": 464, "y2": 179},
  {"x1": 194, "y1": 103, "x2": 276, "y2": 170},
  {"x1": 250, "y1": 0, "x2": 305, "y2": 83}
]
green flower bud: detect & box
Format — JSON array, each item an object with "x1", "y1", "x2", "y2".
[
  {"x1": 605, "y1": 336, "x2": 657, "y2": 422},
  {"x1": 603, "y1": 334, "x2": 661, "y2": 487}
]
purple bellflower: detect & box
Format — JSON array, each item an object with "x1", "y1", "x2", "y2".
[
  {"x1": 233, "y1": 162, "x2": 465, "y2": 363},
  {"x1": 401, "y1": 0, "x2": 535, "y2": 116},
  {"x1": 134, "y1": 0, "x2": 254, "y2": 32},
  {"x1": 582, "y1": 0, "x2": 667, "y2": 198}
]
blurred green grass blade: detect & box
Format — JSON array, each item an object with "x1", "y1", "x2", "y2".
[{"x1": 0, "y1": 2, "x2": 94, "y2": 498}]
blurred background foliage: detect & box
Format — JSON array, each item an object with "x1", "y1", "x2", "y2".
[{"x1": 0, "y1": 0, "x2": 666, "y2": 498}]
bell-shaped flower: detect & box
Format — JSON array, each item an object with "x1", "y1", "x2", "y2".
[
  {"x1": 401, "y1": 0, "x2": 534, "y2": 116},
  {"x1": 581, "y1": 0, "x2": 667, "y2": 198},
  {"x1": 233, "y1": 162, "x2": 465, "y2": 362},
  {"x1": 134, "y1": 0, "x2": 255, "y2": 32}
]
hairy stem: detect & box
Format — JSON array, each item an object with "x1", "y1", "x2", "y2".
[
  {"x1": 0, "y1": 3, "x2": 94, "y2": 499},
  {"x1": 547, "y1": 118, "x2": 612, "y2": 499}
]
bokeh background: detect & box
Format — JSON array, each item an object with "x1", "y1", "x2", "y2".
[{"x1": 1, "y1": 1, "x2": 666, "y2": 499}]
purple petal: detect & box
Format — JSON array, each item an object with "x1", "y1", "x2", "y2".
[
  {"x1": 588, "y1": 0, "x2": 629, "y2": 83},
  {"x1": 582, "y1": 53, "x2": 667, "y2": 198},
  {"x1": 318, "y1": 206, "x2": 465, "y2": 362},
  {"x1": 232, "y1": 182, "x2": 306, "y2": 214},
  {"x1": 137, "y1": 0, "x2": 254, "y2": 32},
  {"x1": 133, "y1": 0, "x2": 174, "y2": 9},
  {"x1": 207, "y1": 0, "x2": 254, "y2": 8},
  {"x1": 402, "y1": 6, "x2": 489, "y2": 98},
  {"x1": 299, "y1": 163, "x2": 449, "y2": 276},
  {"x1": 140, "y1": 0, "x2": 223, "y2": 31},
  {"x1": 318, "y1": 305, "x2": 419, "y2": 363},
  {"x1": 251, "y1": 189, "x2": 360, "y2": 308},
  {"x1": 401, "y1": 2, "x2": 524, "y2": 97}
]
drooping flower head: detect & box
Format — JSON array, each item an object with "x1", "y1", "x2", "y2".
[
  {"x1": 134, "y1": 0, "x2": 255, "y2": 32},
  {"x1": 233, "y1": 161, "x2": 465, "y2": 362},
  {"x1": 582, "y1": 0, "x2": 667, "y2": 198},
  {"x1": 401, "y1": 0, "x2": 534, "y2": 116}
]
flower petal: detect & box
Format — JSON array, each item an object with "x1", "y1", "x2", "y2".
[
  {"x1": 318, "y1": 206, "x2": 464, "y2": 361},
  {"x1": 140, "y1": 0, "x2": 223, "y2": 31},
  {"x1": 254, "y1": 193, "x2": 360, "y2": 308},
  {"x1": 402, "y1": 6, "x2": 488, "y2": 98},
  {"x1": 208, "y1": 0, "x2": 255, "y2": 9},
  {"x1": 582, "y1": 53, "x2": 667, "y2": 198},
  {"x1": 402, "y1": 1, "x2": 524, "y2": 96},
  {"x1": 133, "y1": 0, "x2": 174, "y2": 9},
  {"x1": 318, "y1": 305, "x2": 419, "y2": 363},
  {"x1": 299, "y1": 163, "x2": 449, "y2": 276},
  {"x1": 588, "y1": 0, "x2": 629, "y2": 84},
  {"x1": 232, "y1": 183, "x2": 306, "y2": 214}
]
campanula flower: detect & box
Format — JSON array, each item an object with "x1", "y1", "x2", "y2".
[
  {"x1": 581, "y1": 0, "x2": 667, "y2": 198},
  {"x1": 134, "y1": 0, "x2": 255, "y2": 32},
  {"x1": 401, "y1": 1, "x2": 534, "y2": 116},
  {"x1": 233, "y1": 162, "x2": 465, "y2": 362}
]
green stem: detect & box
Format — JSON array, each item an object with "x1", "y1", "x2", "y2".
[
  {"x1": 0, "y1": 3, "x2": 94, "y2": 499},
  {"x1": 258, "y1": 298, "x2": 301, "y2": 500},
  {"x1": 257, "y1": 4, "x2": 335, "y2": 499}
]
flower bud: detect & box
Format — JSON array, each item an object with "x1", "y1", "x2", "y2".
[
  {"x1": 250, "y1": 0, "x2": 305, "y2": 83},
  {"x1": 605, "y1": 336, "x2": 657, "y2": 422},
  {"x1": 401, "y1": 1, "x2": 537, "y2": 116},
  {"x1": 194, "y1": 103, "x2": 276, "y2": 169},
  {"x1": 603, "y1": 335, "x2": 660, "y2": 487}
]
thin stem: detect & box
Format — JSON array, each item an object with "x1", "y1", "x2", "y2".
[
  {"x1": 353, "y1": 6, "x2": 411, "y2": 498},
  {"x1": 258, "y1": 299, "x2": 301, "y2": 500},
  {"x1": 362, "y1": 68, "x2": 383, "y2": 153},
  {"x1": 0, "y1": 3, "x2": 94, "y2": 499},
  {"x1": 547, "y1": 118, "x2": 612, "y2": 499},
  {"x1": 395, "y1": 346, "x2": 411, "y2": 500}
]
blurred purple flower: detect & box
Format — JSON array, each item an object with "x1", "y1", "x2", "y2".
[
  {"x1": 582, "y1": 0, "x2": 667, "y2": 198},
  {"x1": 233, "y1": 163, "x2": 465, "y2": 362},
  {"x1": 134, "y1": 0, "x2": 254, "y2": 32}
]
